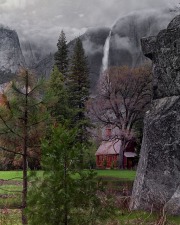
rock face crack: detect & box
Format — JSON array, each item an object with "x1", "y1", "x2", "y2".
[{"x1": 131, "y1": 15, "x2": 180, "y2": 215}]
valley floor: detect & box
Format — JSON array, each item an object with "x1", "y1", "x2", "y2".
[{"x1": 0, "y1": 170, "x2": 179, "y2": 225}]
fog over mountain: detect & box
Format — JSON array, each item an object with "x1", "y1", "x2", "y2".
[
  {"x1": 0, "y1": 0, "x2": 179, "y2": 52},
  {"x1": 109, "y1": 8, "x2": 178, "y2": 68},
  {"x1": 68, "y1": 8, "x2": 179, "y2": 91},
  {"x1": 0, "y1": 0, "x2": 179, "y2": 88}
]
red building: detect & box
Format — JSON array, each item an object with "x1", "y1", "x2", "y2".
[{"x1": 95, "y1": 139, "x2": 136, "y2": 169}]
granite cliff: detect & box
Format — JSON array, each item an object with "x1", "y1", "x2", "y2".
[
  {"x1": 0, "y1": 27, "x2": 25, "y2": 83},
  {"x1": 131, "y1": 14, "x2": 180, "y2": 215}
]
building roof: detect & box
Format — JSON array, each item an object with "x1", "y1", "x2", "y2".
[{"x1": 95, "y1": 140, "x2": 122, "y2": 156}]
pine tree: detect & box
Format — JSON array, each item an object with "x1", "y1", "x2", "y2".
[
  {"x1": 67, "y1": 38, "x2": 90, "y2": 148},
  {"x1": 27, "y1": 125, "x2": 114, "y2": 225},
  {"x1": 48, "y1": 66, "x2": 68, "y2": 123},
  {"x1": 54, "y1": 30, "x2": 69, "y2": 77},
  {"x1": 0, "y1": 69, "x2": 49, "y2": 224}
]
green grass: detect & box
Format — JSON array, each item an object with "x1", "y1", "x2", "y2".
[
  {"x1": 0, "y1": 185, "x2": 22, "y2": 195},
  {"x1": 0, "y1": 170, "x2": 44, "y2": 181},
  {"x1": 169, "y1": 215, "x2": 180, "y2": 224},
  {"x1": 0, "y1": 210, "x2": 179, "y2": 225},
  {"x1": 0, "y1": 169, "x2": 136, "y2": 181},
  {"x1": 117, "y1": 211, "x2": 180, "y2": 225},
  {"x1": 96, "y1": 169, "x2": 136, "y2": 181},
  {"x1": 0, "y1": 169, "x2": 179, "y2": 225},
  {"x1": 0, "y1": 171, "x2": 23, "y2": 181},
  {"x1": 0, "y1": 169, "x2": 135, "y2": 210}
]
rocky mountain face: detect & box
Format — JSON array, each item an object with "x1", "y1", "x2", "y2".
[
  {"x1": 0, "y1": 27, "x2": 54, "y2": 84},
  {"x1": 33, "y1": 53, "x2": 54, "y2": 79},
  {"x1": 109, "y1": 9, "x2": 177, "y2": 68},
  {"x1": 21, "y1": 41, "x2": 54, "y2": 78},
  {"x1": 20, "y1": 27, "x2": 110, "y2": 85},
  {"x1": 0, "y1": 27, "x2": 25, "y2": 83},
  {"x1": 21, "y1": 41, "x2": 47, "y2": 68},
  {"x1": 131, "y1": 15, "x2": 180, "y2": 215},
  {"x1": 68, "y1": 9, "x2": 177, "y2": 92}
]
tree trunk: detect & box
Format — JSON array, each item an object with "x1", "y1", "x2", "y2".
[
  {"x1": 22, "y1": 152, "x2": 28, "y2": 224},
  {"x1": 119, "y1": 138, "x2": 126, "y2": 169},
  {"x1": 119, "y1": 145, "x2": 124, "y2": 169},
  {"x1": 22, "y1": 72, "x2": 28, "y2": 225},
  {"x1": 64, "y1": 151, "x2": 68, "y2": 225}
]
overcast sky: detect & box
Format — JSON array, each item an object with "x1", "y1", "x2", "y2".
[{"x1": 0, "y1": 0, "x2": 179, "y2": 51}]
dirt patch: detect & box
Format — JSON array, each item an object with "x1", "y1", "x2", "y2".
[{"x1": 0, "y1": 179, "x2": 22, "y2": 186}]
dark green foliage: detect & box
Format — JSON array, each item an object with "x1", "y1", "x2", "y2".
[
  {"x1": 83, "y1": 142, "x2": 97, "y2": 169},
  {"x1": 0, "y1": 69, "x2": 49, "y2": 224},
  {"x1": 48, "y1": 66, "x2": 69, "y2": 123},
  {"x1": 50, "y1": 33, "x2": 91, "y2": 165},
  {"x1": 0, "y1": 70, "x2": 48, "y2": 170},
  {"x1": 54, "y1": 30, "x2": 69, "y2": 77},
  {"x1": 27, "y1": 125, "x2": 115, "y2": 225},
  {"x1": 67, "y1": 38, "x2": 90, "y2": 145}
]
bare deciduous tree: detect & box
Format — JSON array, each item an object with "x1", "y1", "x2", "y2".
[{"x1": 88, "y1": 65, "x2": 152, "y2": 168}]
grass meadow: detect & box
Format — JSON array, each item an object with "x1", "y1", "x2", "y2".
[{"x1": 0, "y1": 170, "x2": 179, "y2": 225}]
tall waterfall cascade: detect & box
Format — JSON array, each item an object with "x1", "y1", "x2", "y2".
[
  {"x1": 101, "y1": 16, "x2": 121, "y2": 74},
  {"x1": 101, "y1": 30, "x2": 112, "y2": 74}
]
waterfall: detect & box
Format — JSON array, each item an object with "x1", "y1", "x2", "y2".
[
  {"x1": 101, "y1": 30, "x2": 112, "y2": 74},
  {"x1": 101, "y1": 17, "x2": 121, "y2": 75}
]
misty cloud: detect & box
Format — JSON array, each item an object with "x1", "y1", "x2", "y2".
[
  {"x1": 107, "y1": 7, "x2": 179, "y2": 68},
  {"x1": 113, "y1": 35, "x2": 131, "y2": 50},
  {"x1": 82, "y1": 39, "x2": 103, "y2": 55},
  {"x1": 0, "y1": 0, "x2": 36, "y2": 10},
  {"x1": 0, "y1": 0, "x2": 179, "y2": 52}
]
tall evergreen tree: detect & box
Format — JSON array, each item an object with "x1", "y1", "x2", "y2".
[
  {"x1": 67, "y1": 38, "x2": 90, "y2": 146},
  {"x1": 48, "y1": 66, "x2": 68, "y2": 123},
  {"x1": 27, "y1": 125, "x2": 115, "y2": 225},
  {"x1": 0, "y1": 69, "x2": 49, "y2": 224},
  {"x1": 54, "y1": 30, "x2": 69, "y2": 77}
]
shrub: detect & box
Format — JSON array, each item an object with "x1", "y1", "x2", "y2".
[{"x1": 27, "y1": 125, "x2": 116, "y2": 225}]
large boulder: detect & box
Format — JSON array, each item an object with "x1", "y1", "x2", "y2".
[
  {"x1": 141, "y1": 15, "x2": 180, "y2": 99},
  {"x1": 165, "y1": 185, "x2": 180, "y2": 215},
  {"x1": 131, "y1": 15, "x2": 180, "y2": 215},
  {"x1": 131, "y1": 96, "x2": 180, "y2": 213}
]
